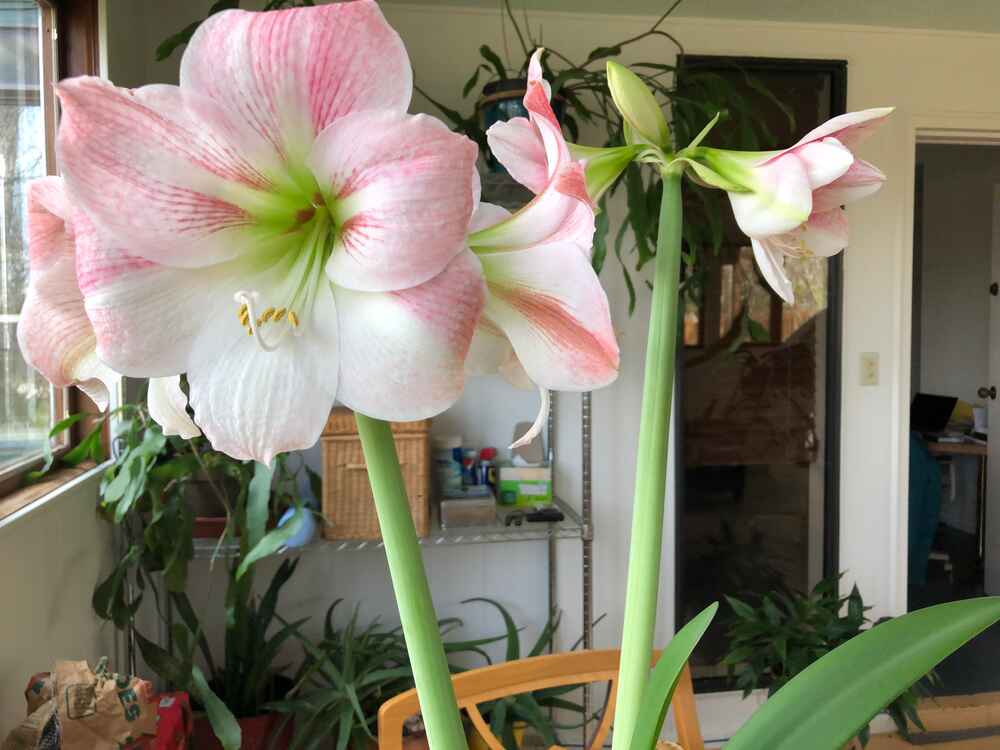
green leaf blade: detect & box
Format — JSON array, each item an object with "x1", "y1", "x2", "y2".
[{"x1": 724, "y1": 598, "x2": 1000, "y2": 750}]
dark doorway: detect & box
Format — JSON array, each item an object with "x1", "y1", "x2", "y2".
[{"x1": 673, "y1": 56, "x2": 846, "y2": 690}]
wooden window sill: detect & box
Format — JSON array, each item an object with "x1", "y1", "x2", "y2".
[{"x1": 0, "y1": 462, "x2": 99, "y2": 524}]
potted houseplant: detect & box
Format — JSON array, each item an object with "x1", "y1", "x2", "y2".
[
  {"x1": 268, "y1": 601, "x2": 504, "y2": 750},
  {"x1": 45, "y1": 402, "x2": 317, "y2": 748},
  {"x1": 723, "y1": 576, "x2": 939, "y2": 747},
  {"x1": 463, "y1": 598, "x2": 599, "y2": 749}
]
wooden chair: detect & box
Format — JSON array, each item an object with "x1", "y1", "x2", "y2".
[{"x1": 378, "y1": 649, "x2": 704, "y2": 750}]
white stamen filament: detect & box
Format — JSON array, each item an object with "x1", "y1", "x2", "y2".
[
  {"x1": 509, "y1": 385, "x2": 550, "y2": 450},
  {"x1": 234, "y1": 290, "x2": 300, "y2": 353}
]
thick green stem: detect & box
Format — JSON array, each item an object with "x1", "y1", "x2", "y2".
[
  {"x1": 355, "y1": 414, "x2": 468, "y2": 750},
  {"x1": 612, "y1": 167, "x2": 683, "y2": 750}
]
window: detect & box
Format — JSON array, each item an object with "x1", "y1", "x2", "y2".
[
  {"x1": 0, "y1": 0, "x2": 60, "y2": 478},
  {"x1": 0, "y1": 0, "x2": 100, "y2": 493}
]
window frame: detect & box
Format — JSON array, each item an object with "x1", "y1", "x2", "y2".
[{"x1": 0, "y1": 0, "x2": 103, "y2": 496}]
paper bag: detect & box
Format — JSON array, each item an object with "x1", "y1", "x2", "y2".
[{"x1": 2, "y1": 659, "x2": 157, "y2": 750}]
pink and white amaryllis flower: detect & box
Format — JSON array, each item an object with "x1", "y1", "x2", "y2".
[
  {"x1": 17, "y1": 177, "x2": 200, "y2": 439},
  {"x1": 680, "y1": 108, "x2": 892, "y2": 302},
  {"x1": 43, "y1": 2, "x2": 484, "y2": 463},
  {"x1": 466, "y1": 50, "x2": 619, "y2": 446}
]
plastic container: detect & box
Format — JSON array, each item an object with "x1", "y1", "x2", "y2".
[
  {"x1": 462, "y1": 449, "x2": 479, "y2": 485},
  {"x1": 432, "y1": 435, "x2": 463, "y2": 493},
  {"x1": 440, "y1": 496, "x2": 497, "y2": 528},
  {"x1": 478, "y1": 447, "x2": 498, "y2": 490}
]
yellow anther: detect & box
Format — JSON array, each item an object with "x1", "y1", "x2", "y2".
[
  {"x1": 261, "y1": 307, "x2": 276, "y2": 323},
  {"x1": 274, "y1": 308, "x2": 287, "y2": 322},
  {"x1": 289, "y1": 311, "x2": 300, "y2": 328}
]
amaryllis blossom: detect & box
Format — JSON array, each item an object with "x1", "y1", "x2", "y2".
[
  {"x1": 17, "y1": 177, "x2": 200, "y2": 439},
  {"x1": 467, "y1": 50, "x2": 619, "y2": 445},
  {"x1": 682, "y1": 107, "x2": 892, "y2": 302},
  {"x1": 43, "y1": 2, "x2": 484, "y2": 463}
]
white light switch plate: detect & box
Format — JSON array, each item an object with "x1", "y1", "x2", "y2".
[{"x1": 860, "y1": 352, "x2": 879, "y2": 386}]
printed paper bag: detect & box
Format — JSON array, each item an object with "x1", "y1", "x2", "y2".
[{"x1": 55, "y1": 659, "x2": 157, "y2": 750}]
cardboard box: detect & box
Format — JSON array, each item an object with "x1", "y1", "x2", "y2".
[{"x1": 497, "y1": 465, "x2": 552, "y2": 507}]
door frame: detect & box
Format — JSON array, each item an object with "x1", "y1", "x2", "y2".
[{"x1": 896, "y1": 113, "x2": 1000, "y2": 614}]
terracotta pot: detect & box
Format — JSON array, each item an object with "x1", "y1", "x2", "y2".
[
  {"x1": 185, "y1": 472, "x2": 237, "y2": 539},
  {"x1": 192, "y1": 713, "x2": 292, "y2": 750}
]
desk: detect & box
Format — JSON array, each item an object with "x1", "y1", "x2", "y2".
[{"x1": 926, "y1": 441, "x2": 988, "y2": 559}]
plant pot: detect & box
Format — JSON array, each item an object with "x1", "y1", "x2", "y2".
[
  {"x1": 192, "y1": 713, "x2": 292, "y2": 750},
  {"x1": 185, "y1": 471, "x2": 239, "y2": 539},
  {"x1": 467, "y1": 720, "x2": 526, "y2": 750}
]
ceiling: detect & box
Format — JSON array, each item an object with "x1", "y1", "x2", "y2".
[{"x1": 380, "y1": 0, "x2": 1000, "y2": 35}]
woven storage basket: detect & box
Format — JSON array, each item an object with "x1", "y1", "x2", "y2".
[{"x1": 321, "y1": 407, "x2": 431, "y2": 540}]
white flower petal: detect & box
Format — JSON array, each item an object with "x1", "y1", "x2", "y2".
[{"x1": 148, "y1": 376, "x2": 200, "y2": 439}]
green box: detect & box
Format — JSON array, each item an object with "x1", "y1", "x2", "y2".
[{"x1": 497, "y1": 465, "x2": 552, "y2": 507}]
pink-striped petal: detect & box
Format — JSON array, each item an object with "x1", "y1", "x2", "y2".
[
  {"x1": 148, "y1": 376, "x2": 201, "y2": 439},
  {"x1": 74, "y1": 216, "x2": 248, "y2": 377},
  {"x1": 523, "y1": 49, "x2": 566, "y2": 174},
  {"x1": 16, "y1": 179, "x2": 117, "y2": 410},
  {"x1": 470, "y1": 162, "x2": 594, "y2": 256},
  {"x1": 480, "y1": 243, "x2": 618, "y2": 391},
  {"x1": 186, "y1": 283, "x2": 339, "y2": 465},
  {"x1": 180, "y1": 2, "x2": 412, "y2": 166},
  {"x1": 787, "y1": 107, "x2": 893, "y2": 152},
  {"x1": 798, "y1": 208, "x2": 849, "y2": 257},
  {"x1": 812, "y1": 159, "x2": 886, "y2": 212},
  {"x1": 335, "y1": 249, "x2": 485, "y2": 420},
  {"x1": 487, "y1": 116, "x2": 548, "y2": 194},
  {"x1": 793, "y1": 137, "x2": 853, "y2": 189},
  {"x1": 751, "y1": 237, "x2": 795, "y2": 304},
  {"x1": 728, "y1": 153, "x2": 812, "y2": 238},
  {"x1": 309, "y1": 110, "x2": 478, "y2": 293},
  {"x1": 56, "y1": 78, "x2": 292, "y2": 268}
]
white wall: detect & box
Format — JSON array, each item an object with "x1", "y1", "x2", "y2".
[
  {"x1": 0, "y1": 472, "x2": 116, "y2": 736},
  {"x1": 917, "y1": 144, "x2": 999, "y2": 405},
  {"x1": 101, "y1": 0, "x2": 1000, "y2": 740}
]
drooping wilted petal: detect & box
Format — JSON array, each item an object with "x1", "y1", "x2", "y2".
[
  {"x1": 728, "y1": 154, "x2": 813, "y2": 238},
  {"x1": 750, "y1": 237, "x2": 794, "y2": 304},
  {"x1": 148, "y1": 376, "x2": 201, "y2": 439},
  {"x1": 180, "y1": 1, "x2": 412, "y2": 166},
  {"x1": 16, "y1": 179, "x2": 117, "y2": 411},
  {"x1": 186, "y1": 284, "x2": 339, "y2": 465},
  {"x1": 480, "y1": 243, "x2": 619, "y2": 391},
  {"x1": 812, "y1": 159, "x2": 886, "y2": 212},
  {"x1": 309, "y1": 110, "x2": 478, "y2": 292},
  {"x1": 336, "y1": 249, "x2": 485, "y2": 420},
  {"x1": 56, "y1": 79, "x2": 298, "y2": 268}
]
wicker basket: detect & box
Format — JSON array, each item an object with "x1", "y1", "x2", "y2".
[{"x1": 321, "y1": 407, "x2": 431, "y2": 540}]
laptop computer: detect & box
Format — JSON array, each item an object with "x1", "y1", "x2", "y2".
[{"x1": 910, "y1": 393, "x2": 958, "y2": 436}]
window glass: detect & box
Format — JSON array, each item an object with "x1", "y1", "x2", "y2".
[{"x1": 0, "y1": 0, "x2": 56, "y2": 472}]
